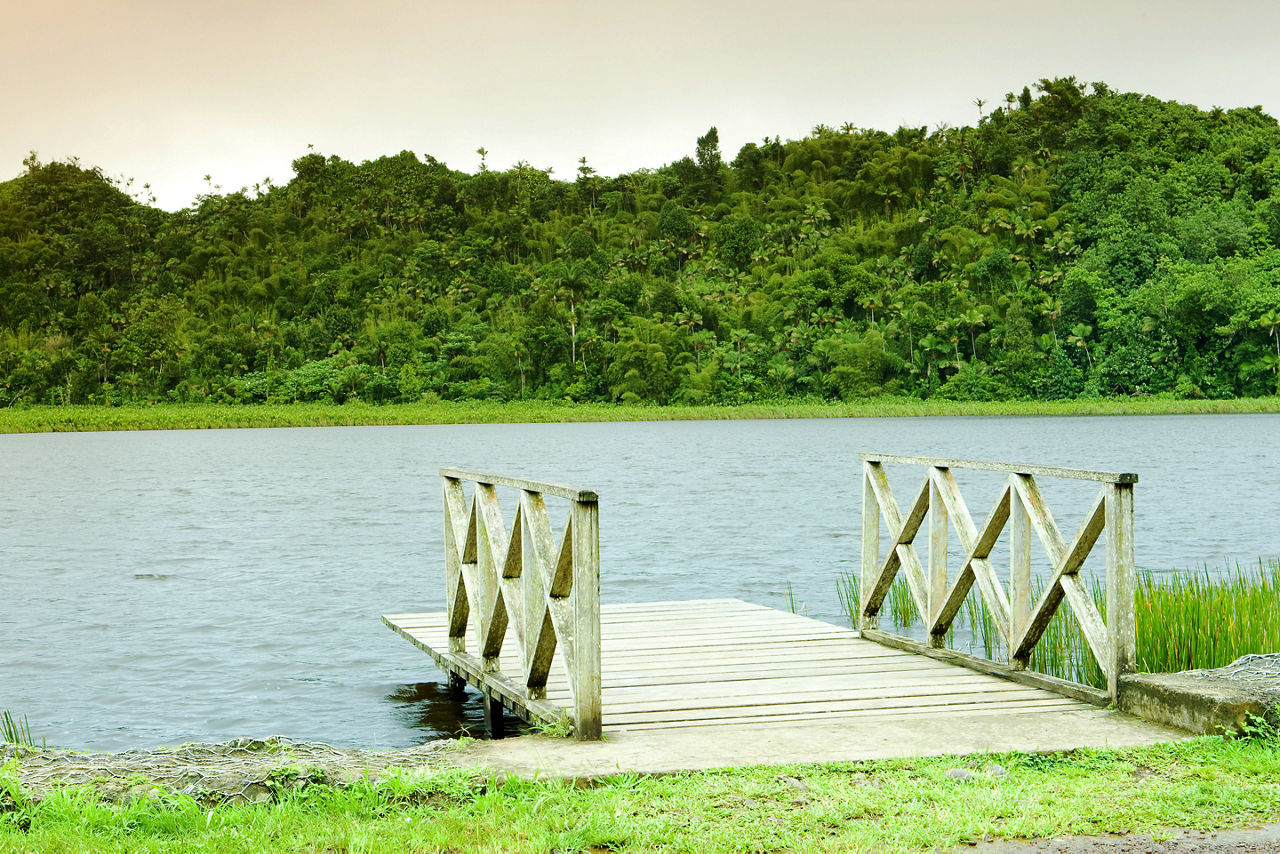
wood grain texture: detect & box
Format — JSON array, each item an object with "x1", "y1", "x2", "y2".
[
  {"x1": 384, "y1": 599, "x2": 1102, "y2": 736},
  {"x1": 859, "y1": 458, "x2": 1138, "y2": 702},
  {"x1": 859, "y1": 453, "x2": 1138, "y2": 484}
]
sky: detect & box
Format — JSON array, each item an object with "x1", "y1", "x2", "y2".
[{"x1": 7, "y1": 0, "x2": 1280, "y2": 211}]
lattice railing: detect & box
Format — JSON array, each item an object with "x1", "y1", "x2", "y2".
[
  {"x1": 441, "y1": 468, "x2": 601, "y2": 739},
  {"x1": 859, "y1": 453, "x2": 1137, "y2": 700}
]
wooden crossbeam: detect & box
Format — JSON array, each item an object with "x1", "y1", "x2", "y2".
[
  {"x1": 863, "y1": 464, "x2": 930, "y2": 621},
  {"x1": 927, "y1": 472, "x2": 1012, "y2": 645},
  {"x1": 1012, "y1": 486, "x2": 1107, "y2": 667}
]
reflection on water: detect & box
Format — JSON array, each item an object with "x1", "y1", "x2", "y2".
[
  {"x1": 0, "y1": 414, "x2": 1276, "y2": 750},
  {"x1": 385, "y1": 682, "x2": 529, "y2": 740}
]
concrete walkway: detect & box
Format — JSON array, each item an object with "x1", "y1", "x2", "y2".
[{"x1": 446, "y1": 707, "x2": 1188, "y2": 778}]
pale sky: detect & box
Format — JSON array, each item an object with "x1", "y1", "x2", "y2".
[{"x1": 7, "y1": 0, "x2": 1280, "y2": 211}]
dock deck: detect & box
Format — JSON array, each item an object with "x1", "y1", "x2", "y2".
[
  {"x1": 382, "y1": 465, "x2": 1187, "y2": 773},
  {"x1": 384, "y1": 598, "x2": 1094, "y2": 733}
]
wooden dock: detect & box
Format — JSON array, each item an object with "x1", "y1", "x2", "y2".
[
  {"x1": 383, "y1": 462, "x2": 1180, "y2": 759},
  {"x1": 383, "y1": 597, "x2": 1094, "y2": 735}
]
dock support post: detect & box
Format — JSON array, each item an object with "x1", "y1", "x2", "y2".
[
  {"x1": 448, "y1": 672, "x2": 467, "y2": 698},
  {"x1": 1105, "y1": 482, "x2": 1136, "y2": 700},
  {"x1": 482, "y1": 686, "x2": 505, "y2": 739},
  {"x1": 571, "y1": 498, "x2": 602, "y2": 740}
]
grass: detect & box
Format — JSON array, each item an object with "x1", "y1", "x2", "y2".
[
  {"x1": 0, "y1": 711, "x2": 40, "y2": 749},
  {"x1": 1, "y1": 733, "x2": 1278, "y2": 852},
  {"x1": 840, "y1": 558, "x2": 1280, "y2": 690},
  {"x1": 0, "y1": 396, "x2": 1277, "y2": 433}
]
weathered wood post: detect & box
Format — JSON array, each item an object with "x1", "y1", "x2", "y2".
[
  {"x1": 443, "y1": 475, "x2": 468, "y2": 656},
  {"x1": 1010, "y1": 474, "x2": 1032, "y2": 645},
  {"x1": 1105, "y1": 480, "x2": 1137, "y2": 699},
  {"x1": 571, "y1": 495, "x2": 602, "y2": 740},
  {"x1": 859, "y1": 460, "x2": 880, "y2": 633},
  {"x1": 928, "y1": 471, "x2": 948, "y2": 647}
]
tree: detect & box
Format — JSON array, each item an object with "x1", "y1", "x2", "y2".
[{"x1": 693, "y1": 127, "x2": 724, "y2": 201}]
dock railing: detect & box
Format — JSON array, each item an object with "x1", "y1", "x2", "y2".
[
  {"x1": 858, "y1": 453, "x2": 1137, "y2": 702},
  {"x1": 440, "y1": 468, "x2": 602, "y2": 740}
]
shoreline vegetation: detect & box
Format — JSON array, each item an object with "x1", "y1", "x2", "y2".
[
  {"x1": 0, "y1": 396, "x2": 1278, "y2": 433},
  {"x1": 7, "y1": 81, "x2": 1280, "y2": 414},
  {"x1": 2, "y1": 732, "x2": 1279, "y2": 853}
]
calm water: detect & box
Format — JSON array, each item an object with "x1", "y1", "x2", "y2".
[{"x1": 1, "y1": 415, "x2": 1276, "y2": 750}]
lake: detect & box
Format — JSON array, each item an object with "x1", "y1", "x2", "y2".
[{"x1": 1, "y1": 414, "x2": 1276, "y2": 750}]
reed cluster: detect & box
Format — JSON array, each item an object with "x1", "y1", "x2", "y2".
[
  {"x1": 839, "y1": 558, "x2": 1280, "y2": 688},
  {"x1": 1, "y1": 710, "x2": 39, "y2": 748}
]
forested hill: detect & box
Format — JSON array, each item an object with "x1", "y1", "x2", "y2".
[{"x1": 3, "y1": 77, "x2": 1280, "y2": 407}]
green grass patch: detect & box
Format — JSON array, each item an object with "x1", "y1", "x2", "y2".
[
  {"x1": 1, "y1": 396, "x2": 1278, "y2": 434},
  {"x1": 2, "y1": 734, "x2": 1279, "y2": 852}
]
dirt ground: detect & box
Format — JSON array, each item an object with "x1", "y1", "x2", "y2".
[
  {"x1": 963, "y1": 821, "x2": 1280, "y2": 852},
  {"x1": 2, "y1": 736, "x2": 455, "y2": 805}
]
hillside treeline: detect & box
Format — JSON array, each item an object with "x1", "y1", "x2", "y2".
[{"x1": 2, "y1": 77, "x2": 1280, "y2": 407}]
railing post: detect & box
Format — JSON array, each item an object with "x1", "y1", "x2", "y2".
[
  {"x1": 443, "y1": 476, "x2": 467, "y2": 655},
  {"x1": 859, "y1": 460, "x2": 880, "y2": 632},
  {"x1": 1105, "y1": 481, "x2": 1136, "y2": 699},
  {"x1": 928, "y1": 469, "x2": 947, "y2": 647},
  {"x1": 1009, "y1": 477, "x2": 1032, "y2": 664},
  {"x1": 571, "y1": 497, "x2": 602, "y2": 739}
]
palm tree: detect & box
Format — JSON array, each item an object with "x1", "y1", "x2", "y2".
[
  {"x1": 957, "y1": 307, "x2": 987, "y2": 361},
  {"x1": 1259, "y1": 309, "x2": 1280, "y2": 362},
  {"x1": 1068, "y1": 323, "x2": 1093, "y2": 368}
]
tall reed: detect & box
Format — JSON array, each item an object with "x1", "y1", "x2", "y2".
[
  {"x1": 1, "y1": 709, "x2": 40, "y2": 748},
  {"x1": 838, "y1": 557, "x2": 1280, "y2": 689},
  {"x1": 835, "y1": 571, "x2": 916, "y2": 628}
]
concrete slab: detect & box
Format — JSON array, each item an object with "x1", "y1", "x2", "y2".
[{"x1": 445, "y1": 708, "x2": 1190, "y2": 778}]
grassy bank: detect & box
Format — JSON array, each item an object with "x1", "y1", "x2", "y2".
[
  {"x1": 0, "y1": 396, "x2": 1277, "y2": 433},
  {"x1": 3, "y1": 733, "x2": 1279, "y2": 853}
]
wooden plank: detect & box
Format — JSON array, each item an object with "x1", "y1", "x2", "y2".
[
  {"x1": 605, "y1": 687, "x2": 1078, "y2": 725},
  {"x1": 392, "y1": 632, "x2": 922, "y2": 674},
  {"x1": 545, "y1": 658, "x2": 960, "y2": 692},
  {"x1": 589, "y1": 638, "x2": 876, "y2": 663},
  {"x1": 860, "y1": 628, "x2": 1109, "y2": 706},
  {"x1": 602, "y1": 680, "x2": 1041, "y2": 717},
  {"x1": 597, "y1": 598, "x2": 762, "y2": 613},
  {"x1": 615, "y1": 698, "x2": 1089, "y2": 731},
  {"x1": 591, "y1": 671, "x2": 1044, "y2": 707},
  {"x1": 860, "y1": 453, "x2": 1138, "y2": 484},
  {"x1": 440, "y1": 467, "x2": 597, "y2": 501},
  {"x1": 392, "y1": 618, "x2": 855, "y2": 645},
  {"x1": 595, "y1": 614, "x2": 854, "y2": 636}
]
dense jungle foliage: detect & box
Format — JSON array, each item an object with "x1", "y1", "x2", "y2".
[{"x1": 3, "y1": 78, "x2": 1280, "y2": 407}]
